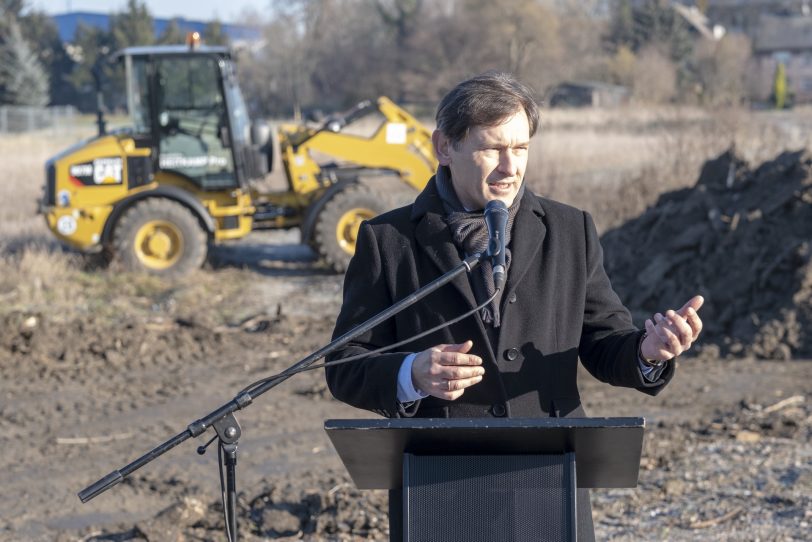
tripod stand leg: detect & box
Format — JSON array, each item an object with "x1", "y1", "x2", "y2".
[{"x1": 222, "y1": 442, "x2": 238, "y2": 542}]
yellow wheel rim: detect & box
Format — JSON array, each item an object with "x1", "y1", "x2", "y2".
[
  {"x1": 133, "y1": 220, "x2": 184, "y2": 270},
  {"x1": 336, "y1": 207, "x2": 376, "y2": 254}
]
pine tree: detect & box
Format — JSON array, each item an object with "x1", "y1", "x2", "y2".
[
  {"x1": 203, "y1": 20, "x2": 229, "y2": 46},
  {"x1": 111, "y1": 0, "x2": 155, "y2": 49},
  {"x1": 158, "y1": 19, "x2": 185, "y2": 45},
  {"x1": 608, "y1": 0, "x2": 635, "y2": 49},
  {"x1": 0, "y1": 17, "x2": 49, "y2": 106},
  {"x1": 774, "y1": 62, "x2": 787, "y2": 110},
  {"x1": 19, "y1": 10, "x2": 76, "y2": 106},
  {"x1": 66, "y1": 22, "x2": 116, "y2": 111}
]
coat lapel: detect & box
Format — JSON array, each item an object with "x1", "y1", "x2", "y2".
[
  {"x1": 412, "y1": 179, "x2": 480, "y2": 311},
  {"x1": 503, "y1": 190, "x2": 547, "y2": 304}
]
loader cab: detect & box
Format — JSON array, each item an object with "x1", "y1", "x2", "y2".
[{"x1": 120, "y1": 45, "x2": 261, "y2": 190}]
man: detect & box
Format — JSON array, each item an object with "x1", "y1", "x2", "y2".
[{"x1": 325, "y1": 72, "x2": 703, "y2": 541}]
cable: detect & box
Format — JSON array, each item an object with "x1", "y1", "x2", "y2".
[{"x1": 239, "y1": 289, "x2": 500, "y2": 396}]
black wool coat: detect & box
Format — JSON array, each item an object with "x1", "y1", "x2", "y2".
[
  {"x1": 326, "y1": 178, "x2": 674, "y2": 419},
  {"x1": 325, "y1": 178, "x2": 675, "y2": 542}
]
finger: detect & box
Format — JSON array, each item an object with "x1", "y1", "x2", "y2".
[
  {"x1": 684, "y1": 306, "x2": 703, "y2": 341},
  {"x1": 438, "y1": 365, "x2": 485, "y2": 380},
  {"x1": 438, "y1": 389, "x2": 466, "y2": 401},
  {"x1": 645, "y1": 318, "x2": 666, "y2": 345},
  {"x1": 443, "y1": 374, "x2": 484, "y2": 392},
  {"x1": 438, "y1": 340, "x2": 474, "y2": 354},
  {"x1": 652, "y1": 314, "x2": 672, "y2": 345},
  {"x1": 665, "y1": 310, "x2": 692, "y2": 347},
  {"x1": 678, "y1": 295, "x2": 704, "y2": 315},
  {"x1": 644, "y1": 319, "x2": 666, "y2": 349},
  {"x1": 437, "y1": 351, "x2": 483, "y2": 366},
  {"x1": 643, "y1": 319, "x2": 670, "y2": 360},
  {"x1": 657, "y1": 322, "x2": 683, "y2": 356}
]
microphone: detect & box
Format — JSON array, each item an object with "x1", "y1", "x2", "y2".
[{"x1": 484, "y1": 200, "x2": 509, "y2": 289}]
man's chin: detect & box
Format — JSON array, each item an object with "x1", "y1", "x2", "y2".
[{"x1": 485, "y1": 189, "x2": 519, "y2": 207}]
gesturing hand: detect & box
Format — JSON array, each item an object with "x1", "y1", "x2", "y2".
[
  {"x1": 411, "y1": 340, "x2": 485, "y2": 400},
  {"x1": 641, "y1": 295, "x2": 704, "y2": 362}
]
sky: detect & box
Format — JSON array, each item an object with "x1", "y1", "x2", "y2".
[{"x1": 31, "y1": 0, "x2": 270, "y2": 23}]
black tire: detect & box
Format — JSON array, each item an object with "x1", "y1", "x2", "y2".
[
  {"x1": 112, "y1": 198, "x2": 208, "y2": 276},
  {"x1": 357, "y1": 175, "x2": 419, "y2": 209},
  {"x1": 313, "y1": 184, "x2": 390, "y2": 273}
]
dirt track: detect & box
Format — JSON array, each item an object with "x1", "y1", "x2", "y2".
[{"x1": 0, "y1": 225, "x2": 809, "y2": 541}]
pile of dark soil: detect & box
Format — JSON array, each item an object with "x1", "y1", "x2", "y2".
[{"x1": 602, "y1": 149, "x2": 812, "y2": 359}]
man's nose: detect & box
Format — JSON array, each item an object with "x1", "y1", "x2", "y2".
[{"x1": 497, "y1": 150, "x2": 518, "y2": 176}]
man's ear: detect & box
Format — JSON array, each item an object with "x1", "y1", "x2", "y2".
[{"x1": 432, "y1": 129, "x2": 452, "y2": 166}]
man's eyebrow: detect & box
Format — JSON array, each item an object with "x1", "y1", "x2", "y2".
[{"x1": 478, "y1": 139, "x2": 531, "y2": 148}]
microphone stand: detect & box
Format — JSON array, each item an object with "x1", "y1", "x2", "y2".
[{"x1": 78, "y1": 252, "x2": 486, "y2": 541}]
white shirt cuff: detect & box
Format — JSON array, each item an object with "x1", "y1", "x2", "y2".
[{"x1": 397, "y1": 353, "x2": 429, "y2": 403}]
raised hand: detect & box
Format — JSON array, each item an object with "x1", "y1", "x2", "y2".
[{"x1": 641, "y1": 295, "x2": 704, "y2": 362}]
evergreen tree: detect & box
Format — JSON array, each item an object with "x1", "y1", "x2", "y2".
[
  {"x1": 203, "y1": 19, "x2": 229, "y2": 46},
  {"x1": 774, "y1": 62, "x2": 787, "y2": 109},
  {"x1": 0, "y1": 16, "x2": 49, "y2": 106},
  {"x1": 607, "y1": 0, "x2": 693, "y2": 65},
  {"x1": 158, "y1": 19, "x2": 185, "y2": 45},
  {"x1": 67, "y1": 22, "x2": 116, "y2": 111},
  {"x1": 19, "y1": 11, "x2": 77, "y2": 106},
  {"x1": 608, "y1": 0, "x2": 635, "y2": 49},
  {"x1": 111, "y1": 0, "x2": 155, "y2": 49},
  {"x1": 0, "y1": 0, "x2": 24, "y2": 17}
]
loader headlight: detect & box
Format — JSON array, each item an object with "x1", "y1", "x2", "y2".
[
  {"x1": 57, "y1": 190, "x2": 70, "y2": 207},
  {"x1": 57, "y1": 215, "x2": 77, "y2": 236}
]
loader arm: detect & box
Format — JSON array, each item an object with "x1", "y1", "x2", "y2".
[{"x1": 277, "y1": 97, "x2": 437, "y2": 199}]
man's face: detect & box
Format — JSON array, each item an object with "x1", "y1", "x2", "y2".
[{"x1": 432, "y1": 109, "x2": 530, "y2": 210}]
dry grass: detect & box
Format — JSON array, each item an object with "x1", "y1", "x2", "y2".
[
  {"x1": 0, "y1": 128, "x2": 261, "y2": 320},
  {"x1": 1, "y1": 106, "x2": 810, "y2": 311},
  {"x1": 526, "y1": 106, "x2": 812, "y2": 232}
]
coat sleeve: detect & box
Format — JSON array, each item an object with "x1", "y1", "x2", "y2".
[
  {"x1": 577, "y1": 211, "x2": 675, "y2": 395},
  {"x1": 325, "y1": 221, "x2": 421, "y2": 417}
]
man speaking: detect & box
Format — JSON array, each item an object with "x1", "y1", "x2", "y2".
[{"x1": 325, "y1": 72, "x2": 703, "y2": 541}]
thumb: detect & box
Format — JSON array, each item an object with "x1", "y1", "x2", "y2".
[
  {"x1": 678, "y1": 295, "x2": 704, "y2": 315},
  {"x1": 438, "y1": 340, "x2": 474, "y2": 354}
]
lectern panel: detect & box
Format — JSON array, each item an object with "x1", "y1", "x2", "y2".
[{"x1": 403, "y1": 453, "x2": 576, "y2": 542}]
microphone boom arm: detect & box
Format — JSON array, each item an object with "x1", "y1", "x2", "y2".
[{"x1": 78, "y1": 251, "x2": 487, "y2": 526}]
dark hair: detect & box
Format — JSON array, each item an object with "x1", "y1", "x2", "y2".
[{"x1": 435, "y1": 72, "x2": 539, "y2": 147}]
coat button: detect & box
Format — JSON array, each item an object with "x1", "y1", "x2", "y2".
[
  {"x1": 508, "y1": 293, "x2": 517, "y2": 303},
  {"x1": 504, "y1": 348, "x2": 519, "y2": 361},
  {"x1": 491, "y1": 403, "x2": 506, "y2": 417}
]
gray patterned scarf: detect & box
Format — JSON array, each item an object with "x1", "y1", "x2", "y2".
[{"x1": 435, "y1": 166, "x2": 524, "y2": 327}]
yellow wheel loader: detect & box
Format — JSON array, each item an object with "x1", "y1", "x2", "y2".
[{"x1": 40, "y1": 43, "x2": 437, "y2": 275}]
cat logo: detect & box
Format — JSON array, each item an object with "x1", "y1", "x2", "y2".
[
  {"x1": 92, "y1": 158, "x2": 123, "y2": 185},
  {"x1": 69, "y1": 158, "x2": 124, "y2": 186}
]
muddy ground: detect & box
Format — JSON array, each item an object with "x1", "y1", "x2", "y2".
[{"x1": 0, "y1": 225, "x2": 809, "y2": 542}]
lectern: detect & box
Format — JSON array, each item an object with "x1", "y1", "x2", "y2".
[{"x1": 325, "y1": 417, "x2": 644, "y2": 542}]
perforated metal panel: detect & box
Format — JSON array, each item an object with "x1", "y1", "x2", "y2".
[{"x1": 403, "y1": 453, "x2": 576, "y2": 542}]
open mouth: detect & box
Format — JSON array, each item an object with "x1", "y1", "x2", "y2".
[{"x1": 488, "y1": 182, "x2": 514, "y2": 191}]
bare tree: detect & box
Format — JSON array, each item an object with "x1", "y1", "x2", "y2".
[
  {"x1": 694, "y1": 33, "x2": 752, "y2": 106},
  {"x1": 632, "y1": 45, "x2": 676, "y2": 104}
]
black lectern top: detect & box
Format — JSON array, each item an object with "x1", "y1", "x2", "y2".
[{"x1": 325, "y1": 417, "x2": 645, "y2": 489}]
